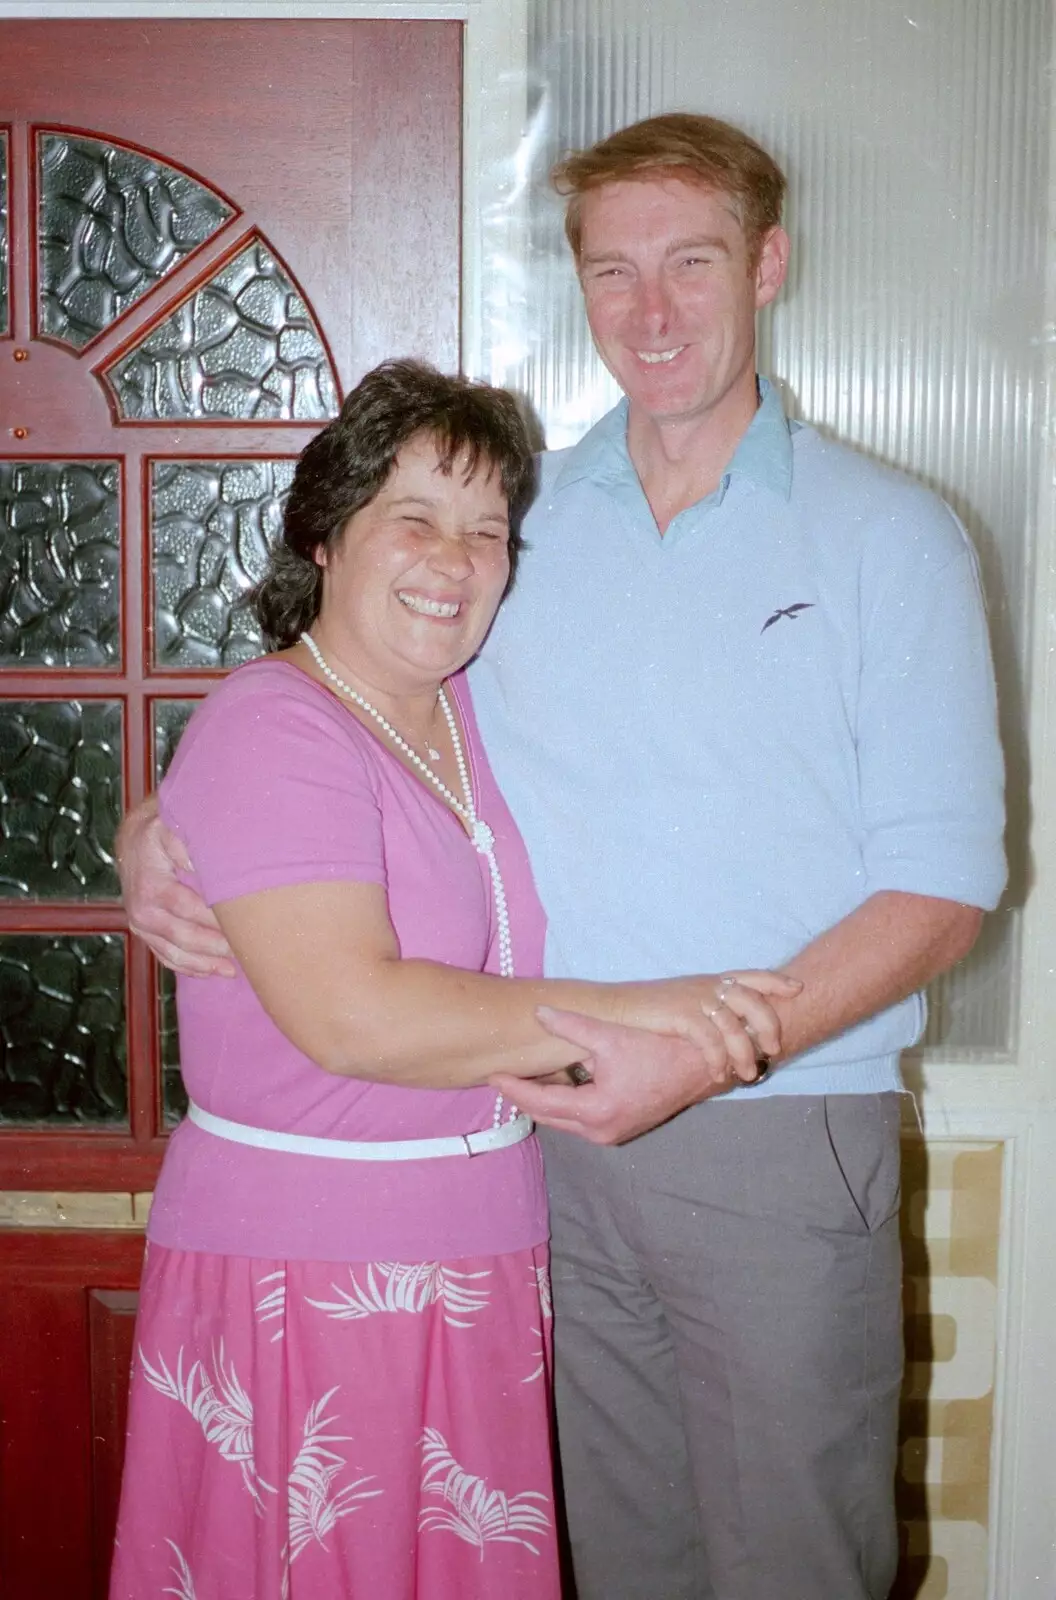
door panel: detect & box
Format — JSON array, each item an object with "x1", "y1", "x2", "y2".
[
  {"x1": 1, "y1": 21, "x2": 461, "y2": 387},
  {"x1": 0, "y1": 21, "x2": 462, "y2": 1595},
  {"x1": 0, "y1": 1231, "x2": 145, "y2": 1600},
  {"x1": 88, "y1": 1289, "x2": 140, "y2": 1600},
  {"x1": 0, "y1": 18, "x2": 462, "y2": 1191}
]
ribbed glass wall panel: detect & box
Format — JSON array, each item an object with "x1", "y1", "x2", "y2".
[{"x1": 515, "y1": 0, "x2": 1049, "y2": 1056}]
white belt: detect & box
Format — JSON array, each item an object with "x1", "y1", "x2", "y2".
[{"x1": 187, "y1": 1101, "x2": 534, "y2": 1161}]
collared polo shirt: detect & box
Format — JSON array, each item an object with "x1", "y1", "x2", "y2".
[{"x1": 469, "y1": 384, "x2": 1006, "y2": 1095}]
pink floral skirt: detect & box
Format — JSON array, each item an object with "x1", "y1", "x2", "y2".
[{"x1": 110, "y1": 1239, "x2": 558, "y2": 1599}]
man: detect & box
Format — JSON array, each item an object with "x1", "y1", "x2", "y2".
[{"x1": 121, "y1": 115, "x2": 1005, "y2": 1600}]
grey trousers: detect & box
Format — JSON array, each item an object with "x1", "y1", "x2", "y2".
[{"x1": 542, "y1": 1094, "x2": 904, "y2": 1600}]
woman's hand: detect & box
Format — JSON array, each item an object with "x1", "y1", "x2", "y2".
[{"x1": 613, "y1": 970, "x2": 801, "y2": 1088}]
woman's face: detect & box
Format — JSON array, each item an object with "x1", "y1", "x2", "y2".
[{"x1": 315, "y1": 431, "x2": 512, "y2": 695}]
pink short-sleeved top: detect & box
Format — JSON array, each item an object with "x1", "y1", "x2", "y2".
[{"x1": 148, "y1": 657, "x2": 549, "y2": 1263}]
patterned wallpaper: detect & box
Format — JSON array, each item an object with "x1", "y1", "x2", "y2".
[{"x1": 895, "y1": 1140, "x2": 1003, "y2": 1599}]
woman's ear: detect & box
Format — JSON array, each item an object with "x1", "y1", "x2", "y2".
[{"x1": 313, "y1": 543, "x2": 327, "y2": 569}]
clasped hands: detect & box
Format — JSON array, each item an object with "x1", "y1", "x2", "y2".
[
  {"x1": 491, "y1": 970, "x2": 801, "y2": 1147},
  {"x1": 118, "y1": 803, "x2": 801, "y2": 1148}
]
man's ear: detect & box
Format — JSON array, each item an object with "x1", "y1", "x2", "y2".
[{"x1": 755, "y1": 225, "x2": 790, "y2": 310}]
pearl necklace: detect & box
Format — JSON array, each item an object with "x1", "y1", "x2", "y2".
[{"x1": 301, "y1": 631, "x2": 516, "y2": 1126}]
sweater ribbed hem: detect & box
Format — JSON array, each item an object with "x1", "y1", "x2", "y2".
[{"x1": 725, "y1": 1052, "x2": 903, "y2": 1100}]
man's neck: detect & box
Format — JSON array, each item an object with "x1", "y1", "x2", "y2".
[{"x1": 626, "y1": 379, "x2": 761, "y2": 535}]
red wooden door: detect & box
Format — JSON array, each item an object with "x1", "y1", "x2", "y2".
[
  {"x1": 0, "y1": 21, "x2": 462, "y2": 1597},
  {"x1": 0, "y1": 1233, "x2": 144, "y2": 1600}
]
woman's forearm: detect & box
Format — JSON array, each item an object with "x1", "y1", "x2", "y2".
[
  {"x1": 216, "y1": 880, "x2": 791, "y2": 1090},
  {"x1": 216, "y1": 878, "x2": 633, "y2": 1085},
  {"x1": 309, "y1": 956, "x2": 638, "y2": 1086}
]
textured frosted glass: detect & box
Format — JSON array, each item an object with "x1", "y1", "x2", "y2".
[
  {"x1": 152, "y1": 698, "x2": 198, "y2": 782},
  {"x1": 104, "y1": 240, "x2": 338, "y2": 421},
  {"x1": 158, "y1": 966, "x2": 186, "y2": 1127},
  {"x1": 151, "y1": 701, "x2": 197, "y2": 1125},
  {"x1": 0, "y1": 459, "x2": 121, "y2": 667},
  {"x1": 38, "y1": 133, "x2": 232, "y2": 350},
  {"x1": 517, "y1": 0, "x2": 1047, "y2": 1057},
  {"x1": 0, "y1": 699, "x2": 122, "y2": 899},
  {"x1": 0, "y1": 130, "x2": 8, "y2": 337},
  {"x1": 0, "y1": 933, "x2": 127, "y2": 1125},
  {"x1": 151, "y1": 459, "x2": 293, "y2": 667}
]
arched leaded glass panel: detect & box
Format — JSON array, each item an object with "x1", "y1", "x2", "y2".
[
  {"x1": 0, "y1": 932, "x2": 127, "y2": 1125},
  {"x1": 150, "y1": 458, "x2": 293, "y2": 667},
  {"x1": 0, "y1": 698, "x2": 122, "y2": 899},
  {"x1": 103, "y1": 238, "x2": 339, "y2": 422},
  {"x1": 0, "y1": 128, "x2": 9, "y2": 336},
  {"x1": 37, "y1": 132, "x2": 233, "y2": 350},
  {"x1": 0, "y1": 459, "x2": 121, "y2": 667}
]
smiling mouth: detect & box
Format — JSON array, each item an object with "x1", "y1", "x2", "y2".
[
  {"x1": 636, "y1": 346, "x2": 686, "y2": 364},
  {"x1": 397, "y1": 591, "x2": 461, "y2": 619}
]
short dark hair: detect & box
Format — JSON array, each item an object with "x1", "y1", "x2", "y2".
[
  {"x1": 253, "y1": 359, "x2": 538, "y2": 650},
  {"x1": 552, "y1": 112, "x2": 786, "y2": 265}
]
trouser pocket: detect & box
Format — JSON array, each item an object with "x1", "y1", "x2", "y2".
[{"x1": 820, "y1": 1092, "x2": 903, "y2": 1234}]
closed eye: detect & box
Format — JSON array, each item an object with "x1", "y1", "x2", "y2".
[{"x1": 584, "y1": 263, "x2": 629, "y2": 281}]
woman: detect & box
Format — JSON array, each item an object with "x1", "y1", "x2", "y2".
[{"x1": 111, "y1": 360, "x2": 794, "y2": 1600}]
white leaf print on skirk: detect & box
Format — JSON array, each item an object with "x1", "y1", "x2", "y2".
[
  {"x1": 418, "y1": 1427, "x2": 552, "y2": 1558},
  {"x1": 523, "y1": 1263, "x2": 554, "y2": 1384},
  {"x1": 306, "y1": 1261, "x2": 491, "y2": 1328},
  {"x1": 138, "y1": 1341, "x2": 277, "y2": 1512},
  {"x1": 283, "y1": 1386, "x2": 382, "y2": 1568},
  {"x1": 162, "y1": 1539, "x2": 198, "y2": 1600},
  {"x1": 255, "y1": 1269, "x2": 286, "y2": 1342}
]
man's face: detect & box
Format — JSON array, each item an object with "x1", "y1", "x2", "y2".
[{"x1": 576, "y1": 175, "x2": 788, "y2": 429}]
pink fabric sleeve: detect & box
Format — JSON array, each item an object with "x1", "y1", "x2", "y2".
[{"x1": 159, "y1": 663, "x2": 387, "y2": 905}]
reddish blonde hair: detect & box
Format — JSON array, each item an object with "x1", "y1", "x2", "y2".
[{"x1": 552, "y1": 112, "x2": 786, "y2": 263}]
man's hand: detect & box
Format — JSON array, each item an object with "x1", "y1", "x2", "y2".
[
  {"x1": 117, "y1": 798, "x2": 236, "y2": 977},
  {"x1": 491, "y1": 1005, "x2": 757, "y2": 1145}
]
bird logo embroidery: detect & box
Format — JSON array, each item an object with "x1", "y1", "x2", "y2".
[{"x1": 761, "y1": 601, "x2": 815, "y2": 634}]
